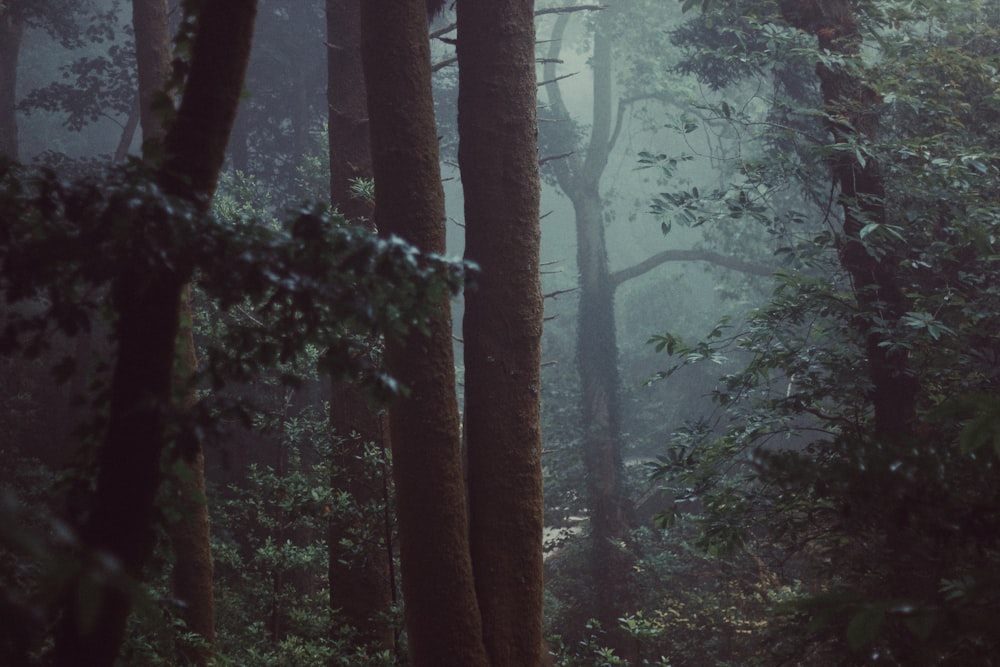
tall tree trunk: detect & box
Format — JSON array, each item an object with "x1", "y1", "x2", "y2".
[
  {"x1": 777, "y1": 0, "x2": 917, "y2": 440},
  {"x1": 359, "y1": 1, "x2": 488, "y2": 664},
  {"x1": 542, "y1": 12, "x2": 635, "y2": 649},
  {"x1": 132, "y1": 1, "x2": 216, "y2": 662},
  {"x1": 326, "y1": 0, "x2": 395, "y2": 652},
  {"x1": 457, "y1": 0, "x2": 545, "y2": 665},
  {"x1": 776, "y1": 5, "x2": 922, "y2": 662},
  {"x1": 52, "y1": 2, "x2": 256, "y2": 664},
  {"x1": 0, "y1": 8, "x2": 23, "y2": 160}
]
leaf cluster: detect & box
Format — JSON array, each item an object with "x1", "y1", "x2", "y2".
[{"x1": 0, "y1": 159, "x2": 472, "y2": 406}]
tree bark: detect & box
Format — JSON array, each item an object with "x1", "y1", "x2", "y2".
[
  {"x1": 132, "y1": 2, "x2": 216, "y2": 662},
  {"x1": 542, "y1": 12, "x2": 636, "y2": 649},
  {"x1": 131, "y1": 0, "x2": 171, "y2": 151},
  {"x1": 326, "y1": 0, "x2": 396, "y2": 652},
  {"x1": 0, "y1": 8, "x2": 23, "y2": 160},
  {"x1": 360, "y1": 1, "x2": 488, "y2": 665},
  {"x1": 457, "y1": 0, "x2": 545, "y2": 665},
  {"x1": 52, "y1": 2, "x2": 256, "y2": 664},
  {"x1": 778, "y1": 0, "x2": 917, "y2": 440}
]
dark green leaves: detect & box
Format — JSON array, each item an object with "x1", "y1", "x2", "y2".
[{"x1": 0, "y1": 161, "x2": 471, "y2": 403}]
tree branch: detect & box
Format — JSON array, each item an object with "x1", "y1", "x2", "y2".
[
  {"x1": 430, "y1": 4, "x2": 604, "y2": 40},
  {"x1": 610, "y1": 248, "x2": 773, "y2": 287},
  {"x1": 539, "y1": 150, "x2": 574, "y2": 165}
]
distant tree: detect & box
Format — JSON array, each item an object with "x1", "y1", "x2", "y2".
[{"x1": 325, "y1": 0, "x2": 395, "y2": 652}]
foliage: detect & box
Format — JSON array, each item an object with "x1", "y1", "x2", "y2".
[
  {"x1": 645, "y1": 1, "x2": 1000, "y2": 663},
  {"x1": 17, "y1": 5, "x2": 134, "y2": 134},
  {"x1": 210, "y1": 407, "x2": 399, "y2": 667},
  {"x1": 0, "y1": 159, "x2": 472, "y2": 403},
  {"x1": 0, "y1": 156, "x2": 468, "y2": 661}
]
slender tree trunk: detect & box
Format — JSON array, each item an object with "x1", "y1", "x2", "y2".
[
  {"x1": 132, "y1": 0, "x2": 171, "y2": 153},
  {"x1": 113, "y1": 95, "x2": 141, "y2": 162},
  {"x1": 777, "y1": 0, "x2": 917, "y2": 441},
  {"x1": 542, "y1": 13, "x2": 635, "y2": 649},
  {"x1": 0, "y1": 8, "x2": 23, "y2": 160},
  {"x1": 457, "y1": 0, "x2": 545, "y2": 665},
  {"x1": 169, "y1": 285, "x2": 216, "y2": 665},
  {"x1": 776, "y1": 5, "x2": 922, "y2": 662},
  {"x1": 52, "y1": 3, "x2": 256, "y2": 664},
  {"x1": 360, "y1": 1, "x2": 488, "y2": 664},
  {"x1": 132, "y1": 2, "x2": 216, "y2": 662},
  {"x1": 326, "y1": 0, "x2": 395, "y2": 652}
]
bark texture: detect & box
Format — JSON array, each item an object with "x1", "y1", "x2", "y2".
[
  {"x1": 0, "y1": 9, "x2": 23, "y2": 159},
  {"x1": 132, "y1": 2, "x2": 217, "y2": 661},
  {"x1": 52, "y1": 3, "x2": 257, "y2": 664},
  {"x1": 131, "y1": 0, "x2": 171, "y2": 149},
  {"x1": 132, "y1": 2, "x2": 217, "y2": 662},
  {"x1": 360, "y1": 1, "x2": 488, "y2": 664},
  {"x1": 778, "y1": 0, "x2": 917, "y2": 440},
  {"x1": 169, "y1": 286, "x2": 216, "y2": 665},
  {"x1": 457, "y1": 0, "x2": 545, "y2": 664}
]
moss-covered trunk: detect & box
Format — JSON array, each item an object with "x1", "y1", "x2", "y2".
[{"x1": 542, "y1": 13, "x2": 636, "y2": 651}]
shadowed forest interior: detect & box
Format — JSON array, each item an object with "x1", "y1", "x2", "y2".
[{"x1": 2, "y1": 0, "x2": 1000, "y2": 665}]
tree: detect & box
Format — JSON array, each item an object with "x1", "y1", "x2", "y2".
[
  {"x1": 359, "y1": 0, "x2": 489, "y2": 663},
  {"x1": 325, "y1": 0, "x2": 395, "y2": 652},
  {"x1": 130, "y1": 0, "x2": 217, "y2": 662},
  {"x1": 457, "y1": 0, "x2": 545, "y2": 664},
  {"x1": 52, "y1": 2, "x2": 257, "y2": 663},
  {"x1": 648, "y1": 1, "x2": 1000, "y2": 662},
  {"x1": 540, "y1": 10, "x2": 637, "y2": 644},
  {"x1": 0, "y1": 7, "x2": 23, "y2": 159},
  {"x1": 775, "y1": 0, "x2": 917, "y2": 442}
]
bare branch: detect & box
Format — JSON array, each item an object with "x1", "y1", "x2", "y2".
[
  {"x1": 537, "y1": 72, "x2": 578, "y2": 88},
  {"x1": 539, "y1": 151, "x2": 574, "y2": 165},
  {"x1": 535, "y1": 4, "x2": 607, "y2": 17},
  {"x1": 430, "y1": 4, "x2": 604, "y2": 40},
  {"x1": 431, "y1": 56, "x2": 458, "y2": 72},
  {"x1": 610, "y1": 248, "x2": 774, "y2": 287}
]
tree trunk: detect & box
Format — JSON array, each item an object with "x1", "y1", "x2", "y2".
[
  {"x1": 131, "y1": 0, "x2": 171, "y2": 151},
  {"x1": 132, "y1": 2, "x2": 216, "y2": 662},
  {"x1": 52, "y1": 2, "x2": 256, "y2": 664},
  {"x1": 777, "y1": 0, "x2": 917, "y2": 441},
  {"x1": 326, "y1": 0, "x2": 396, "y2": 652},
  {"x1": 359, "y1": 0, "x2": 488, "y2": 664},
  {"x1": 169, "y1": 285, "x2": 216, "y2": 665},
  {"x1": 0, "y1": 8, "x2": 23, "y2": 160},
  {"x1": 542, "y1": 12, "x2": 636, "y2": 649},
  {"x1": 457, "y1": 0, "x2": 545, "y2": 665}
]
